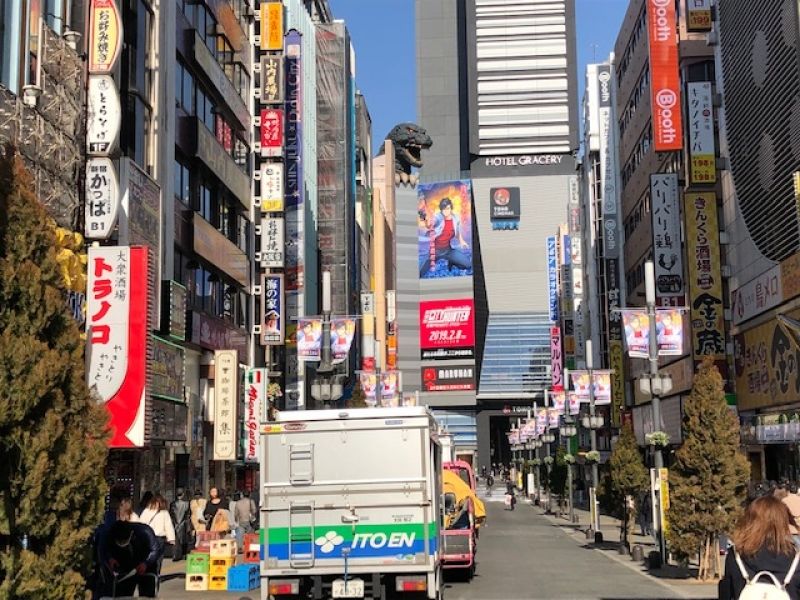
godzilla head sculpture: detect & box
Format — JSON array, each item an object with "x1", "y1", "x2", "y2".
[{"x1": 377, "y1": 123, "x2": 433, "y2": 178}]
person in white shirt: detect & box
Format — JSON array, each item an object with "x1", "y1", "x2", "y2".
[{"x1": 138, "y1": 493, "x2": 175, "y2": 575}]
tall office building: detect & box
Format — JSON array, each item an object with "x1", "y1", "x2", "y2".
[{"x1": 413, "y1": 0, "x2": 580, "y2": 469}]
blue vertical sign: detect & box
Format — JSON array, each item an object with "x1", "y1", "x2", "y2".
[{"x1": 547, "y1": 236, "x2": 558, "y2": 322}]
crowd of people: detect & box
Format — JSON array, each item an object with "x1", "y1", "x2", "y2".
[{"x1": 90, "y1": 485, "x2": 258, "y2": 598}]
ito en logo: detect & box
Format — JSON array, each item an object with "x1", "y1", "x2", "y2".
[{"x1": 315, "y1": 531, "x2": 344, "y2": 554}]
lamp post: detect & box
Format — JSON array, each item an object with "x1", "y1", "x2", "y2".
[
  {"x1": 644, "y1": 261, "x2": 664, "y2": 469},
  {"x1": 584, "y1": 339, "x2": 601, "y2": 534},
  {"x1": 311, "y1": 271, "x2": 343, "y2": 407},
  {"x1": 560, "y1": 421, "x2": 577, "y2": 523}
]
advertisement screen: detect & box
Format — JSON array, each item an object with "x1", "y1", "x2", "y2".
[
  {"x1": 419, "y1": 299, "x2": 475, "y2": 360},
  {"x1": 418, "y1": 180, "x2": 473, "y2": 278},
  {"x1": 421, "y1": 365, "x2": 476, "y2": 392}
]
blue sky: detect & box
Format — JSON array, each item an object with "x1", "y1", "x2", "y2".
[{"x1": 329, "y1": 0, "x2": 629, "y2": 150}]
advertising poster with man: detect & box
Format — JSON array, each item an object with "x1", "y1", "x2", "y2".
[
  {"x1": 622, "y1": 309, "x2": 650, "y2": 358},
  {"x1": 297, "y1": 318, "x2": 322, "y2": 361},
  {"x1": 417, "y1": 180, "x2": 473, "y2": 278},
  {"x1": 331, "y1": 318, "x2": 356, "y2": 364}
]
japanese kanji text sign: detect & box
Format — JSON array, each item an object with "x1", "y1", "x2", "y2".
[
  {"x1": 261, "y1": 274, "x2": 284, "y2": 345},
  {"x1": 650, "y1": 174, "x2": 684, "y2": 303},
  {"x1": 687, "y1": 82, "x2": 716, "y2": 184},
  {"x1": 213, "y1": 350, "x2": 238, "y2": 461},
  {"x1": 87, "y1": 75, "x2": 121, "y2": 155},
  {"x1": 89, "y1": 0, "x2": 122, "y2": 74},
  {"x1": 85, "y1": 157, "x2": 120, "y2": 240}
]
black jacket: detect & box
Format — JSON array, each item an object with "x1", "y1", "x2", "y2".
[
  {"x1": 719, "y1": 548, "x2": 800, "y2": 600},
  {"x1": 100, "y1": 522, "x2": 161, "y2": 572}
]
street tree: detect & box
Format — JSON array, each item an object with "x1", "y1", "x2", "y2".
[
  {"x1": 549, "y1": 446, "x2": 569, "y2": 515},
  {"x1": 667, "y1": 358, "x2": 749, "y2": 580},
  {"x1": 348, "y1": 378, "x2": 367, "y2": 408},
  {"x1": 609, "y1": 423, "x2": 648, "y2": 551},
  {"x1": 0, "y1": 148, "x2": 109, "y2": 598}
]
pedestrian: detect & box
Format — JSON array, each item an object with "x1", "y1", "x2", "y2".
[
  {"x1": 117, "y1": 497, "x2": 139, "y2": 523},
  {"x1": 97, "y1": 520, "x2": 161, "y2": 597},
  {"x1": 170, "y1": 488, "x2": 190, "y2": 561},
  {"x1": 486, "y1": 473, "x2": 494, "y2": 496},
  {"x1": 203, "y1": 487, "x2": 223, "y2": 530},
  {"x1": 719, "y1": 495, "x2": 800, "y2": 599},
  {"x1": 234, "y1": 490, "x2": 257, "y2": 537},
  {"x1": 139, "y1": 493, "x2": 175, "y2": 573},
  {"x1": 204, "y1": 487, "x2": 233, "y2": 534},
  {"x1": 137, "y1": 491, "x2": 153, "y2": 517},
  {"x1": 783, "y1": 483, "x2": 800, "y2": 547},
  {"x1": 505, "y1": 481, "x2": 516, "y2": 511},
  {"x1": 189, "y1": 489, "x2": 206, "y2": 541}
]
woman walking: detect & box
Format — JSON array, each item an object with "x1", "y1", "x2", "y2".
[
  {"x1": 139, "y1": 493, "x2": 176, "y2": 578},
  {"x1": 719, "y1": 495, "x2": 800, "y2": 599}
]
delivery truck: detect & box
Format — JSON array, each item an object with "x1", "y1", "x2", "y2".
[{"x1": 259, "y1": 407, "x2": 444, "y2": 600}]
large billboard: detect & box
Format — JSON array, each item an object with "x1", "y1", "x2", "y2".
[
  {"x1": 647, "y1": 0, "x2": 683, "y2": 151},
  {"x1": 419, "y1": 299, "x2": 475, "y2": 360},
  {"x1": 418, "y1": 180, "x2": 473, "y2": 278},
  {"x1": 685, "y1": 192, "x2": 725, "y2": 363}
]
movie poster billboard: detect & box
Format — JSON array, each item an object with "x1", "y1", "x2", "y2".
[
  {"x1": 417, "y1": 180, "x2": 473, "y2": 278},
  {"x1": 419, "y1": 299, "x2": 475, "y2": 360},
  {"x1": 331, "y1": 318, "x2": 356, "y2": 364},
  {"x1": 490, "y1": 186, "x2": 520, "y2": 230},
  {"x1": 622, "y1": 308, "x2": 684, "y2": 357},
  {"x1": 296, "y1": 318, "x2": 322, "y2": 361},
  {"x1": 570, "y1": 371, "x2": 612, "y2": 405}
]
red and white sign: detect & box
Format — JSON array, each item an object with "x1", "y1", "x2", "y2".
[
  {"x1": 550, "y1": 326, "x2": 563, "y2": 388},
  {"x1": 86, "y1": 246, "x2": 148, "y2": 448},
  {"x1": 244, "y1": 368, "x2": 266, "y2": 463},
  {"x1": 260, "y1": 108, "x2": 283, "y2": 157},
  {"x1": 647, "y1": 0, "x2": 683, "y2": 151},
  {"x1": 419, "y1": 299, "x2": 475, "y2": 349},
  {"x1": 421, "y1": 365, "x2": 476, "y2": 392}
]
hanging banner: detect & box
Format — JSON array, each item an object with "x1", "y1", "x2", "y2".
[
  {"x1": 380, "y1": 371, "x2": 399, "y2": 407},
  {"x1": 86, "y1": 246, "x2": 148, "y2": 448},
  {"x1": 685, "y1": 192, "x2": 726, "y2": 362},
  {"x1": 297, "y1": 318, "x2": 322, "y2": 361},
  {"x1": 331, "y1": 318, "x2": 356, "y2": 364},
  {"x1": 260, "y1": 162, "x2": 284, "y2": 213},
  {"x1": 88, "y1": 0, "x2": 122, "y2": 74},
  {"x1": 647, "y1": 0, "x2": 683, "y2": 151},
  {"x1": 536, "y1": 407, "x2": 548, "y2": 435},
  {"x1": 260, "y1": 108, "x2": 283, "y2": 157},
  {"x1": 244, "y1": 368, "x2": 266, "y2": 463},
  {"x1": 548, "y1": 408, "x2": 560, "y2": 429},
  {"x1": 85, "y1": 157, "x2": 120, "y2": 240},
  {"x1": 657, "y1": 309, "x2": 684, "y2": 355},
  {"x1": 687, "y1": 82, "x2": 716, "y2": 184},
  {"x1": 567, "y1": 392, "x2": 580, "y2": 416},
  {"x1": 622, "y1": 309, "x2": 650, "y2": 358},
  {"x1": 547, "y1": 236, "x2": 558, "y2": 322},
  {"x1": 260, "y1": 216, "x2": 284, "y2": 267},
  {"x1": 650, "y1": 174, "x2": 684, "y2": 303},
  {"x1": 260, "y1": 1, "x2": 283, "y2": 51},
  {"x1": 261, "y1": 274, "x2": 284, "y2": 345},
  {"x1": 359, "y1": 372, "x2": 378, "y2": 406},
  {"x1": 570, "y1": 371, "x2": 612, "y2": 405},
  {"x1": 261, "y1": 55, "x2": 284, "y2": 104},
  {"x1": 86, "y1": 75, "x2": 121, "y2": 155},
  {"x1": 552, "y1": 390, "x2": 566, "y2": 415},
  {"x1": 213, "y1": 350, "x2": 238, "y2": 461},
  {"x1": 550, "y1": 326, "x2": 563, "y2": 388},
  {"x1": 686, "y1": 0, "x2": 712, "y2": 31}
]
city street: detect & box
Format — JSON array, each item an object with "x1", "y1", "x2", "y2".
[{"x1": 158, "y1": 502, "x2": 716, "y2": 599}]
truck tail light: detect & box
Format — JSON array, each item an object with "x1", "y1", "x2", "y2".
[
  {"x1": 396, "y1": 575, "x2": 427, "y2": 592},
  {"x1": 269, "y1": 579, "x2": 300, "y2": 595}
]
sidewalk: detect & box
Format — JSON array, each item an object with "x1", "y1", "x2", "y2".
[{"x1": 532, "y1": 501, "x2": 718, "y2": 599}]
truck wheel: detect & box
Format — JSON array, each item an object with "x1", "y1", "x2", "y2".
[{"x1": 468, "y1": 562, "x2": 476, "y2": 581}]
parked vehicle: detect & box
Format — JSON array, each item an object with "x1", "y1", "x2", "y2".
[
  {"x1": 441, "y1": 467, "x2": 485, "y2": 578},
  {"x1": 260, "y1": 407, "x2": 444, "y2": 600}
]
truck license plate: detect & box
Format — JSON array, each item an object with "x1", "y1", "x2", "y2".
[{"x1": 332, "y1": 579, "x2": 364, "y2": 598}]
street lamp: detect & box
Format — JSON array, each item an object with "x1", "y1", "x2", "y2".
[
  {"x1": 560, "y1": 421, "x2": 578, "y2": 523},
  {"x1": 581, "y1": 415, "x2": 605, "y2": 430},
  {"x1": 560, "y1": 423, "x2": 577, "y2": 438}
]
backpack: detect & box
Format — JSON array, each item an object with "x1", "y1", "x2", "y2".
[{"x1": 734, "y1": 549, "x2": 800, "y2": 600}]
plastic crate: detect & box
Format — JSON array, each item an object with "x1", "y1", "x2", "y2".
[
  {"x1": 209, "y1": 538, "x2": 237, "y2": 558},
  {"x1": 186, "y1": 552, "x2": 210, "y2": 574},
  {"x1": 195, "y1": 530, "x2": 221, "y2": 552},
  {"x1": 243, "y1": 532, "x2": 260, "y2": 563},
  {"x1": 227, "y1": 564, "x2": 259, "y2": 592},
  {"x1": 185, "y1": 573, "x2": 208, "y2": 591},
  {"x1": 208, "y1": 573, "x2": 228, "y2": 591},
  {"x1": 209, "y1": 556, "x2": 235, "y2": 577}
]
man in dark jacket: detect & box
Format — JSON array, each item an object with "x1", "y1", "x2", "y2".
[
  {"x1": 169, "y1": 488, "x2": 190, "y2": 561},
  {"x1": 98, "y1": 520, "x2": 161, "y2": 597}
]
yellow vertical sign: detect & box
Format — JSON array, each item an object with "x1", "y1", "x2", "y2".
[
  {"x1": 659, "y1": 468, "x2": 670, "y2": 535},
  {"x1": 610, "y1": 340, "x2": 624, "y2": 426},
  {"x1": 685, "y1": 193, "x2": 725, "y2": 362},
  {"x1": 260, "y1": 2, "x2": 284, "y2": 51}
]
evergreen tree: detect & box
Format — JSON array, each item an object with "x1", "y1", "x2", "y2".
[
  {"x1": 549, "y1": 446, "x2": 569, "y2": 516},
  {"x1": 348, "y1": 379, "x2": 367, "y2": 408},
  {"x1": 667, "y1": 358, "x2": 749, "y2": 580},
  {"x1": 0, "y1": 148, "x2": 109, "y2": 598},
  {"x1": 609, "y1": 423, "x2": 648, "y2": 550}
]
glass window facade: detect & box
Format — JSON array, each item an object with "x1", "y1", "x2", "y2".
[{"x1": 478, "y1": 312, "x2": 552, "y2": 398}]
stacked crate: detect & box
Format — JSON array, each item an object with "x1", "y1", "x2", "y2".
[
  {"x1": 185, "y1": 552, "x2": 210, "y2": 591},
  {"x1": 208, "y1": 538, "x2": 237, "y2": 590},
  {"x1": 194, "y1": 530, "x2": 220, "y2": 553},
  {"x1": 227, "y1": 564, "x2": 259, "y2": 592},
  {"x1": 243, "y1": 532, "x2": 260, "y2": 563}
]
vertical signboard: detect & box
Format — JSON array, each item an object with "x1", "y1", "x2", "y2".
[
  {"x1": 260, "y1": 162, "x2": 284, "y2": 212},
  {"x1": 687, "y1": 82, "x2": 716, "y2": 185},
  {"x1": 213, "y1": 350, "x2": 238, "y2": 461},
  {"x1": 547, "y1": 236, "x2": 558, "y2": 322},
  {"x1": 260, "y1": 1, "x2": 283, "y2": 51},
  {"x1": 85, "y1": 158, "x2": 120, "y2": 239},
  {"x1": 686, "y1": 0, "x2": 712, "y2": 31},
  {"x1": 685, "y1": 192, "x2": 726, "y2": 362},
  {"x1": 86, "y1": 75, "x2": 122, "y2": 155},
  {"x1": 550, "y1": 326, "x2": 563, "y2": 388},
  {"x1": 606, "y1": 256, "x2": 625, "y2": 422},
  {"x1": 598, "y1": 65, "x2": 620, "y2": 261},
  {"x1": 261, "y1": 274, "x2": 284, "y2": 345},
  {"x1": 260, "y1": 55, "x2": 284, "y2": 104},
  {"x1": 259, "y1": 108, "x2": 283, "y2": 157},
  {"x1": 88, "y1": 0, "x2": 122, "y2": 74},
  {"x1": 647, "y1": 0, "x2": 683, "y2": 151},
  {"x1": 86, "y1": 246, "x2": 148, "y2": 448},
  {"x1": 260, "y1": 216, "x2": 284, "y2": 267},
  {"x1": 244, "y1": 368, "x2": 266, "y2": 463},
  {"x1": 650, "y1": 174, "x2": 684, "y2": 304},
  {"x1": 284, "y1": 31, "x2": 304, "y2": 296}
]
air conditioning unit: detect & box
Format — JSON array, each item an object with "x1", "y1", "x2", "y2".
[{"x1": 706, "y1": 29, "x2": 719, "y2": 46}]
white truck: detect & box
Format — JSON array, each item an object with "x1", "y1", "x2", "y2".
[{"x1": 259, "y1": 407, "x2": 444, "y2": 600}]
